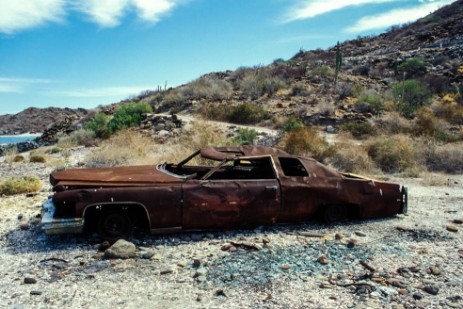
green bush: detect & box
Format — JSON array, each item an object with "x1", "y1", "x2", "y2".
[
  {"x1": 58, "y1": 129, "x2": 97, "y2": 147},
  {"x1": 239, "y1": 75, "x2": 287, "y2": 98},
  {"x1": 227, "y1": 103, "x2": 268, "y2": 124},
  {"x1": 397, "y1": 57, "x2": 428, "y2": 78},
  {"x1": 84, "y1": 112, "x2": 111, "y2": 138},
  {"x1": 341, "y1": 121, "x2": 377, "y2": 139},
  {"x1": 233, "y1": 128, "x2": 258, "y2": 145},
  {"x1": 281, "y1": 117, "x2": 303, "y2": 133},
  {"x1": 0, "y1": 176, "x2": 42, "y2": 195},
  {"x1": 108, "y1": 102, "x2": 152, "y2": 133},
  {"x1": 355, "y1": 92, "x2": 384, "y2": 114},
  {"x1": 392, "y1": 79, "x2": 431, "y2": 118}
]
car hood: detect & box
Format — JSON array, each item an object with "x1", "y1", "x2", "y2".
[{"x1": 50, "y1": 165, "x2": 183, "y2": 187}]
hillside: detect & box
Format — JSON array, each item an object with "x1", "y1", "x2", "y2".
[{"x1": 0, "y1": 107, "x2": 90, "y2": 135}]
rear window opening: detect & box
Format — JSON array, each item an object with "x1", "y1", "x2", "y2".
[{"x1": 279, "y1": 157, "x2": 309, "y2": 177}]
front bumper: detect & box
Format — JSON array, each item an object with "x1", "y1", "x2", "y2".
[
  {"x1": 399, "y1": 186, "x2": 408, "y2": 214},
  {"x1": 41, "y1": 198, "x2": 84, "y2": 235}
]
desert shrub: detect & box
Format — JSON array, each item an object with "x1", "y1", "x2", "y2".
[
  {"x1": 365, "y1": 134, "x2": 417, "y2": 173},
  {"x1": 29, "y1": 155, "x2": 46, "y2": 163},
  {"x1": 432, "y1": 99, "x2": 463, "y2": 125},
  {"x1": 227, "y1": 103, "x2": 268, "y2": 124},
  {"x1": 239, "y1": 75, "x2": 287, "y2": 98},
  {"x1": 335, "y1": 82, "x2": 354, "y2": 100},
  {"x1": 412, "y1": 107, "x2": 457, "y2": 142},
  {"x1": 331, "y1": 141, "x2": 376, "y2": 174},
  {"x1": 392, "y1": 79, "x2": 431, "y2": 118},
  {"x1": 182, "y1": 78, "x2": 232, "y2": 101},
  {"x1": 281, "y1": 116, "x2": 304, "y2": 133},
  {"x1": 352, "y1": 65, "x2": 370, "y2": 76},
  {"x1": 0, "y1": 176, "x2": 42, "y2": 196},
  {"x1": 355, "y1": 92, "x2": 384, "y2": 114},
  {"x1": 397, "y1": 57, "x2": 428, "y2": 78},
  {"x1": 279, "y1": 127, "x2": 334, "y2": 162},
  {"x1": 233, "y1": 128, "x2": 258, "y2": 145},
  {"x1": 58, "y1": 129, "x2": 97, "y2": 148},
  {"x1": 313, "y1": 65, "x2": 334, "y2": 80},
  {"x1": 341, "y1": 121, "x2": 377, "y2": 139},
  {"x1": 425, "y1": 142, "x2": 463, "y2": 174},
  {"x1": 13, "y1": 155, "x2": 25, "y2": 162},
  {"x1": 291, "y1": 82, "x2": 310, "y2": 96},
  {"x1": 84, "y1": 112, "x2": 111, "y2": 138},
  {"x1": 377, "y1": 112, "x2": 412, "y2": 134},
  {"x1": 84, "y1": 130, "x2": 154, "y2": 167},
  {"x1": 108, "y1": 102, "x2": 152, "y2": 133},
  {"x1": 318, "y1": 100, "x2": 335, "y2": 116},
  {"x1": 199, "y1": 102, "x2": 232, "y2": 121},
  {"x1": 162, "y1": 89, "x2": 188, "y2": 108}
]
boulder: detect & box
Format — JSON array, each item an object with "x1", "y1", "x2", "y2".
[{"x1": 104, "y1": 239, "x2": 136, "y2": 259}]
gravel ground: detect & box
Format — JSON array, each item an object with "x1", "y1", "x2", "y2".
[{"x1": 0, "y1": 148, "x2": 462, "y2": 309}]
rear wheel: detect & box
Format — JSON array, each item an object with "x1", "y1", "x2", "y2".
[
  {"x1": 98, "y1": 210, "x2": 132, "y2": 240},
  {"x1": 322, "y1": 204, "x2": 347, "y2": 224}
]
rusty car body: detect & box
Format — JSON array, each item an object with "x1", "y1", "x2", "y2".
[{"x1": 41, "y1": 146, "x2": 408, "y2": 237}]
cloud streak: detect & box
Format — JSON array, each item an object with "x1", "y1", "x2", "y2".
[
  {"x1": 282, "y1": 0, "x2": 397, "y2": 23},
  {"x1": 48, "y1": 85, "x2": 153, "y2": 97},
  {"x1": 0, "y1": 0, "x2": 183, "y2": 34},
  {"x1": 345, "y1": 0, "x2": 456, "y2": 32},
  {"x1": 0, "y1": 76, "x2": 56, "y2": 93}
]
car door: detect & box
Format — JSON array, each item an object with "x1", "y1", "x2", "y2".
[{"x1": 182, "y1": 157, "x2": 281, "y2": 229}]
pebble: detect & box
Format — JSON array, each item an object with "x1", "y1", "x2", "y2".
[
  {"x1": 354, "y1": 231, "x2": 366, "y2": 237},
  {"x1": 30, "y1": 291, "x2": 42, "y2": 296},
  {"x1": 160, "y1": 267, "x2": 174, "y2": 275},
  {"x1": 423, "y1": 284, "x2": 439, "y2": 295},
  {"x1": 194, "y1": 268, "x2": 207, "y2": 278},
  {"x1": 196, "y1": 275, "x2": 207, "y2": 282},
  {"x1": 317, "y1": 255, "x2": 328, "y2": 265},
  {"x1": 413, "y1": 293, "x2": 423, "y2": 300},
  {"x1": 24, "y1": 277, "x2": 36, "y2": 284},
  {"x1": 279, "y1": 264, "x2": 291, "y2": 270},
  {"x1": 379, "y1": 286, "x2": 398, "y2": 296},
  {"x1": 140, "y1": 251, "x2": 155, "y2": 260},
  {"x1": 429, "y1": 266, "x2": 441, "y2": 275},
  {"x1": 447, "y1": 226, "x2": 458, "y2": 232},
  {"x1": 192, "y1": 258, "x2": 201, "y2": 268}
]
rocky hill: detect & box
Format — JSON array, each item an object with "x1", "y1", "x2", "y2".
[{"x1": 0, "y1": 107, "x2": 90, "y2": 135}]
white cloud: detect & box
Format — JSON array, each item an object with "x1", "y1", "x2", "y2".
[
  {"x1": 0, "y1": 0, "x2": 66, "y2": 34},
  {"x1": 73, "y1": 0, "x2": 182, "y2": 27},
  {"x1": 0, "y1": 76, "x2": 55, "y2": 93},
  {"x1": 49, "y1": 86, "x2": 152, "y2": 97},
  {"x1": 283, "y1": 0, "x2": 397, "y2": 23},
  {"x1": 0, "y1": 0, "x2": 183, "y2": 33},
  {"x1": 345, "y1": 0, "x2": 456, "y2": 33}
]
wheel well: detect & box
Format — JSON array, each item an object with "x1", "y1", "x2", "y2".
[{"x1": 83, "y1": 203, "x2": 150, "y2": 233}]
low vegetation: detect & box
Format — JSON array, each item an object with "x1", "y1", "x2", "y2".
[{"x1": 0, "y1": 176, "x2": 42, "y2": 196}]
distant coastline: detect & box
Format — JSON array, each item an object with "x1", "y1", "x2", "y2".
[{"x1": 0, "y1": 133, "x2": 41, "y2": 145}]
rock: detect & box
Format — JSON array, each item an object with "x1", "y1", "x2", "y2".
[
  {"x1": 413, "y1": 293, "x2": 423, "y2": 300},
  {"x1": 379, "y1": 286, "x2": 398, "y2": 296},
  {"x1": 423, "y1": 284, "x2": 439, "y2": 295},
  {"x1": 24, "y1": 277, "x2": 37, "y2": 284},
  {"x1": 30, "y1": 291, "x2": 42, "y2": 295},
  {"x1": 335, "y1": 233, "x2": 345, "y2": 240},
  {"x1": 279, "y1": 264, "x2": 291, "y2": 270},
  {"x1": 140, "y1": 251, "x2": 155, "y2": 260},
  {"x1": 451, "y1": 219, "x2": 463, "y2": 224},
  {"x1": 104, "y1": 239, "x2": 136, "y2": 259},
  {"x1": 326, "y1": 125, "x2": 335, "y2": 133},
  {"x1": 317, "y1": 255, "x2": 329, "y2": 265},
  {"x1": 160, "y1": 267, "x2": 174, "y2": 275},
  {"x1": 193, "y1": 268, "x2": 207, "y2": 278},
  {"x1": 17, "y1": 214, "x2": 23, "y2": 220},
  {"x1": 447, "y1": 226, "x2": 458, "y2": 232},
  {"x1": 192, "y1": 259, "x2": 201, "y2": 268},
  {"x1": 386, "y1": 278, "x2": 406, "y2": 288},
  {"x1": 196, "y1": 275, "x2": 207, "y2": 282},
  {"x1": 429, "y1": 266, "x2": 441, "y2": 275},
  {"x1": 355, "y1": 231, "x2": 366, "y2": 237}
]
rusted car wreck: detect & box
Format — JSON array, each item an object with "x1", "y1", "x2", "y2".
[{"x1": 41, "y1": 146, "x2": 408, "y2": 237}]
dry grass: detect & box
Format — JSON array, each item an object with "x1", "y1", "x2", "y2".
[
  {"x1": 29, "y1": 155, "x2": 47, "y2": 163},
  {"x1": 57, "y1": 129, "x2": 97, "y2": 148},
  {"x1": 330, "y1": 134, "x2": 377, "y2": 174},
  {"x1": 2, "y1": 146, "x2": 19, "y2": 164},
  {"x1": 377, "y1": 111, "x2": 412, "y2": 134},
  {"x1": 365, "y1": 134, "x2": 418, "y2": 173},
  {"x1": 424, "y1": 142, "x2": 463, "y2": 174},
  {"x1": 0, "y1": 176, "x2": 42, "y2": 196},
  {"x1": 279, "y1": 127, "x2": 334, "y2": 162}
]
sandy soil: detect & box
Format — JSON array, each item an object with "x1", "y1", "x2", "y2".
[{"x1": 0, "y1": 148, "x2": 462, "y2": 309}]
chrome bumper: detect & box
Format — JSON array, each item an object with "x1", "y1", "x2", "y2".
[
  {"x1": 41, "y1": 198, "x2": 84, "y2": 235},
  {"x1": 400, "y1": 186, "x2": 408, "y2": 214}
]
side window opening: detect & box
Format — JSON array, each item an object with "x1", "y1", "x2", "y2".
[
  {"x1": 208, "y1": 157, "x2": 276, "y2": 180},
  {"x1": 279, "y1": 157, "x2": 309, "y2": 177}
]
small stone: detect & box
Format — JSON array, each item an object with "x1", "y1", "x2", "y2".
[
  {"x1": 196, "y1": 293, "x2": 204, "y2": 302},
  {"x1": 355, "y1": 231, "x2": 366, "y2": 237},
  {"x1": 413, "y1": 293, "x2": 423, "y2": 300},
  {"x1": 317, "y1": 255, "x2": 328, "y2": 265},
  {"x1": 104, "y1": 239, "x2": 136, "y2": 259},
  {"x1": 17, "y1": 214, "x2": 24, "y2": 220},
  {"x1": 160, "y1": 267, "x2": 174, "y2": 275},
  {"x1": 229, "y1": 246, "x2": 237, "y2": 252},
  {"x1": 196, "y1": 275, "x2": 206, "y2": 282},
  {"x1": 24, "y1": 278, "x2": 36, "y2": 284},
  {"x1": 447, "y1": 226, "x2": 458, "y2": 232},
  {"x1": 279, "y1": 264, "x2": 291, "y2": 270},
  {"x1": 192, "y1": 259, "x2": 201, "y2": 268},
  {"x1": 319, "y1": 283, "x2": 333, "y2": 289},
  {"x1": 415, "y1": 301, "x2": 428, "y2": 309},
  {"x1": 335, "y1": 233, "x2": 345, "y2": 240},
  {"x1": 215, "y1": 289, "x2": 226, "y2": 297},
  {"x1": 140, "y1": 251, "x2": 155, "y2": 260},
  {"x1": 193, "y1": 268, "x2": 207, "y2": 278},
  {"x1": 429, "y1": 266, "x2": 441, "y2": 275},
  {"x1": 379, "y1": 286, "x2": 398, "y2": 296},
  {"x1": 30, "y1": 291, "x2": 42, "y2": 296},
  {"x1": 19, "y1": 224, "x2": 29, "y2": 230},
  {"x1": 177, "y1": 261, "x2": 187, "y2": 268},
  {"x1": 423, "y1": 285, "x2": 439, "y2": 295},
  {"x1": 370, "y1": 291, "x2": 381, "y2": 298},
  {"x1": 262, "y1": 237, "x2": 270, "y2": 244},
  {"x1": 451, "y1": 219, "x2": 463, "y2": 224},
  {"x1": 398, "y1": 289, "x2": 408, "y2": 295}
]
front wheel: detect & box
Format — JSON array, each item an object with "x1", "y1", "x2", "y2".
[
  {"x1": 98, "y1": 210, "x2": 132, "y2": 240},
  {"x1": 322, "y1": 204, "x2": 347, "y2": 224}
]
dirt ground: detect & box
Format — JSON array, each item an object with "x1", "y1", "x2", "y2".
[{"x1": 0, "y1": 151, "x2": 462, "y2": 309}]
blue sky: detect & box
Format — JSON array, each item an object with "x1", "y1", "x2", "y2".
[{"x1": 0, "y1": 0, "x2": 456, "y2": 115}]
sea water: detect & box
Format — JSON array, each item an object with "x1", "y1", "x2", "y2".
[{"x1": 0, "y1": 135, "x2": 40, "y2": 145}]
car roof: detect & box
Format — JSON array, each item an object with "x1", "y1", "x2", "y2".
[{"x1": 200, "y1": 146, "x2": 290, "y2": 161}]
